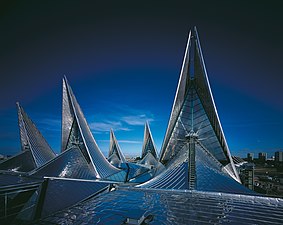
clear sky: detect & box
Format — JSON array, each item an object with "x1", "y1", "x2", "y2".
[{"x1": 0, "y1": 1, "x2": 283, "y2": 158}]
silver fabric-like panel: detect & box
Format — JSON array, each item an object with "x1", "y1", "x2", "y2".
[
  {"x1": 16, "y1": 103, "x2": 55, "y2": 167},
  {"x1": 63, "y1": 78, "x2": 120, "y2": 178}
]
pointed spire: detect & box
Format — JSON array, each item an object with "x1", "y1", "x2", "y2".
[
  {"x1": 61, "y1": 76, "x2": 74, "y2": 152},
  {"x1": 141, "y1": 121, "x2": 158, "y2": 160},
  {"x1": 61, "y1": 77, "x2": 120, "y2": 178},
  {"x1": 16, "y1": 102, "x2": 55, "y2": 167},
  {"x1": 109, "y1": 129, "x2": 126, "y2": 163},
  {"x1": 160, "y1": 31, "x2": 192, "y2": 161},
  {"x1": 159, "y1": 27, "x2": 240, "y2": 182}
]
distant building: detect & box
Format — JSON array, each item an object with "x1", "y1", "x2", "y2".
[
  {"x1": 258, "y1": 152, "x2": 267, "y2": 162},
  {"x1": 275, "y1": 151, "x2": 283, "y2": 162},
  {"x1": 247, "y1": 153, "x2": 254, "y2": 161},
  {"x1": 239, "y1": 163, "x2": 254, "y2": 190}
]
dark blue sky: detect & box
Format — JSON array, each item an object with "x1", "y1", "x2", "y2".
[{"x1": 0, "y1": 1, "x2": 283, "y2": 158}]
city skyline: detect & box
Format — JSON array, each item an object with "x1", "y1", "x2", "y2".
[{"x1": 1, "y1": 1, "x2": 283, "y2": 158}]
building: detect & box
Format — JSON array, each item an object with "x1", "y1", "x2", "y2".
[
  {"x1": 275, "y1": 151, "x2": 283, "y2": 162},
  {"x1": 108, "y1": 129, "x2": 127, "y2": 167},
  {"x1": 259, "y1": 152, "x2": 267, "y2": 162},
  {"x1": 139, "y1": 122, "x2": 159, "y2": 166},
  {"x1": 1, "y1": 27, "x2": 283, "y2": 224},
  {"x1": 239, "y1": 163, "x2": 255, "y2": 190},
  {"x1": 247, "y1": 153, "x2": 254, "y2": 161}
]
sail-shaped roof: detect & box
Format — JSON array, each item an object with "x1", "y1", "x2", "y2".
[
  {"x1": 17, "y1": 102, "x2": 55, "y2": 167},
  {"x1": 141, "y1": 122, "x2": 158, "y2": 159},
  {"x1": 0, "y1": 103, "x2": 56, "y2": 172},
  {"x1": 61, "y1": 77, "x2": 120, "y2": 178},
  {"x1": 139, "y1": 122, "x2": 158, "y2": 166},
  {"x1": 108, "y1": 129, "x2": 126, "y2": 166},
  {"x1": 159, "y1": 27, "x2": 239, "y2": 182}
]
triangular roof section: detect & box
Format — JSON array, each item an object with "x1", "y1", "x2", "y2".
[
  {"x1": 16, "y1": 102, "x2": 56, "y2": 167},
  {"x1": 159, "y1": 27, "x2": 239, "y2": 182},
  {"x1": 0, "y1": 150, "x2": 36, "y2": 172},
  {"x1": 30, "y1": 146, "x2": 98, "y2": 179},
  {"x1": 139, "y1": 152, "x2": 158, "y2": 167},
  {"x1": 141, "y1": 121, "x2": 158, "y2": 160},
  {"x1": 138, "y1": 135, "x2": 254, "y2": 195},
  {"x1": 61, "y1": 77, "x2": 120, "y2": 178},
  {"x1": 108, "y1": 129, "x2": 126, "y2": 163}
]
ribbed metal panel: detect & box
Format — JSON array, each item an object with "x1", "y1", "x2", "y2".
[
  {"x1": 137, "y1": 162, "x2": 188, "y2": 190},
  {"x1": 0, "y1": 150, "x2": 36, "y2": 172},
  {"x1": 141, "y1": 122, "x2": 158, "y2": 160},
  {"x1": 30, "y1": 147, "x2": 97, "y2": 180},
  {"x1": 159, "y1": 28, "x2": 239, "y2": 182},
  {"x1": 16, "y1": 103, "x2": 55, "y2": 167},
  {"x1": 40, "y1": 178, "x2": 109, "y2": 218},
  {"x1": 62, "y1": 77, "x2": 120, "y2": 178},
  {"x1": 37, "y1": 188, "x2": 283, "y2": 225},
  {"x1": 139, "y1": 152, "x2": 158, "y2": 167},
  {"x1": 108, "y1": 129, "x2": 126, "y2": 166}
]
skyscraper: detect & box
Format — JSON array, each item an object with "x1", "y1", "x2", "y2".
[
  {"x1": 247, "y1": 153, "x2": 254, "y2": 161},
  {"x1": 259, "y1": 152, "x2": 267, "y2": 162},
  {"x1": 275, "y1": 151, "x2": 283, "y2": 162}
]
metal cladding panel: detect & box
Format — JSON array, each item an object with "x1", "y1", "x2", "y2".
[
  {"x1": 108, "y1": 129, "x2": 126, "y2": 163},
  {"x1": 136, "y1": 162, "x2": 189, "y2": 189},
  {"x1": 63, "y1": 77, "x2": 120, "y2": 178},
  {"x1": 0, "y1": 150, "x2": 36, "y2": 172},
  {"x1": 37, "y1": 188, "x2": 283, "y2": 225},
  {"x1": 138, "y1": 138, "x2": 253, "y2": 195},
  {"x1": 16, "y1": 103, "x2": 56, "y2": 167},
  {"x1": 161, "y1": 86, "x2": 228, "y2": 165},
  {"x1": 108, "y1": 153, "x2": 122, "y2": 168},
  {"x1": 30, "y1": 147, "x2": 97, "y2": 180},
  {"x1": 0, "y1": 181, "x2": 42, "y2": 224},
  {"x1": 141, "y1": 122, "x2": 158, "y2": 160},
  {"x1": 159, "y1": 28, "x2": 239, "y2": 182},
  {"x1": 40, "y1": 178, "x2": 109, "y2": 218},
  {"x1": 61, "y1": 78, "x2": 74, "y2": 152},
  {"x1": 195, "y1": 143, "x2": 256, "y2": 195},
  {"x1": 0, "y1": 173, "x2": 42, "y2": 188},
  {"x1": 139, "y1": 152, "x2": 158, "y2": 167},
  {"x1": 160, "y1": 31, "x2": 192, "y2": 163},
  {"x1": 126, "y1": 163, "x2": 150, "y2": 180}
]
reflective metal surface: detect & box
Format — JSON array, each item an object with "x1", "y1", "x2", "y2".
[
  {"x1": 39, "y1": 178, "x2": 109, "y2": 218},
  {"x1": 108, "y1": 129, "x2": 126, "y2": 166},
  {"x1": 16, "y1": 103, "x2": 55, "y2": 167},
  {"x1": 141, "y1": 122, "x2": 158, "y2": 160},
  {"x1": 159, "y1": 27, "x2": 239, "y2": 182},
  {"x1": 0, "y1": 150, "x2": 36, "y2": 172},
  {"x1": 30, "y1": 147, "x2": 97, "y2": 179},
  {"x1": 62, "y1": 77, "x2": 120, "y2": 178},
  {"x1": 36, "y1": 188, "x2": 283, "y2": 225}
]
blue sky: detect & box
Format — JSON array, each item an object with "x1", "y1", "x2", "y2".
[{"x1": 0, "y1": 1, "x2": 283, "y2": 158}]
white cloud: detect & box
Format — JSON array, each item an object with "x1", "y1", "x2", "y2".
[
  {"x1": 37, "y1": 118, "x2": 61, "y2": 131},
  {"x1": 122, "y1": 114, "x2": 154, "y2": 126},
  {"x1": 98, "y1": 139, "x2": 142, "y2": 144},
  {"x1": 89, "y1": 121, "x2": 131, "y2": 132}
]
